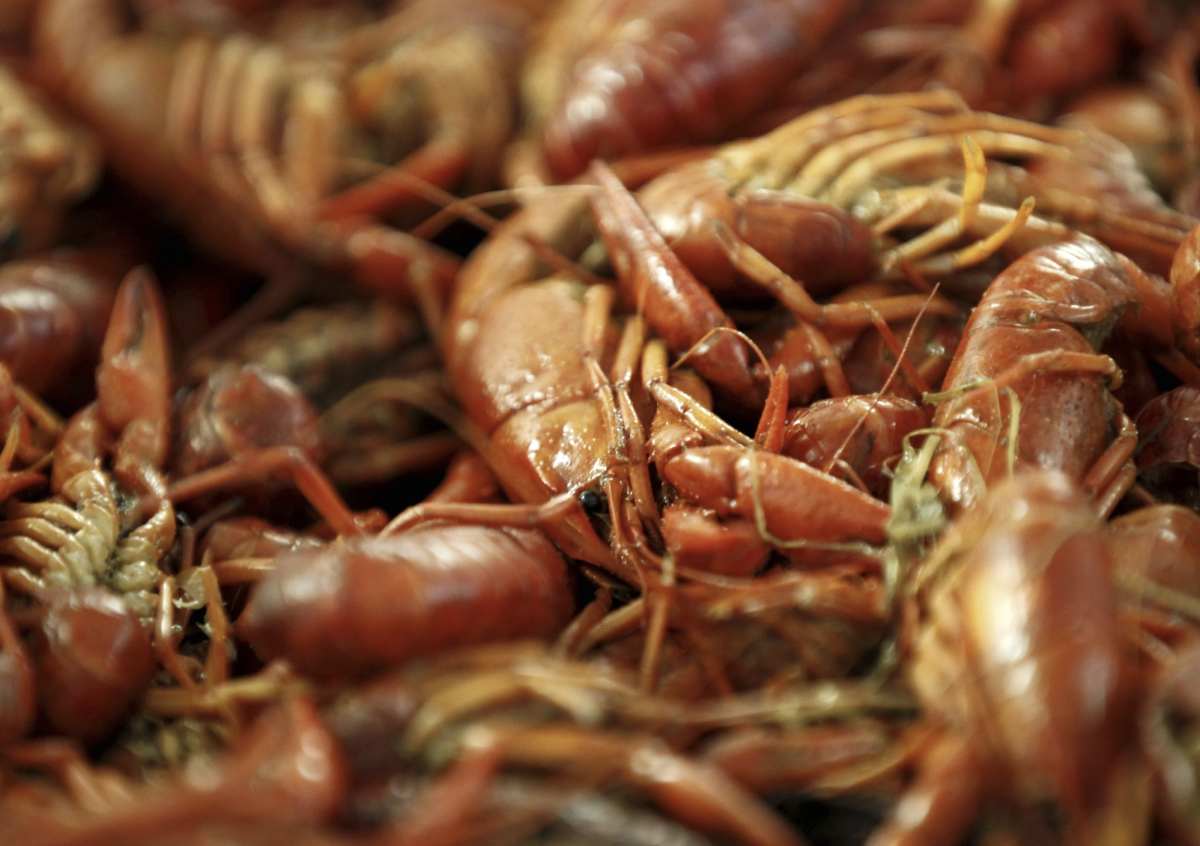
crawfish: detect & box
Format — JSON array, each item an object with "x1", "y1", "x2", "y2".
[
  {"x1": 443, "y1": 183, "x2": 655, "y2": 580},
  {"x1": 31, "y1": 0, "x2": 473, "y2": 310},
  {"x1": 319, "y1": 0, "x2": 557, "y2": 222},
  {"x1": 163, "y1": 301, "x2": 460, "y2": 547},
  {"x1": 508, "y1": 0, "x2": 856, "y2": 184},
  {"x1": 592, "y1": 146, "x2": 968, "y2": 409},
  {"x1": 173, "y1": 421, "x2": 572, "y2": 679},
  {"x1": 0, "y1": 249, "x2": 123, "y2": 400},
  {"x1": 1141, "y1": 638, "x2": 1200, "y2": 843},
  {"x1": 1107, "y1": 504, "x2": 1200, "y2": 651},
  {"x1": 1059, "y1": 7, "x2": 1200, "y2": 214},
  {"x1": 175, "y1": 297, "x2": 454, "y2": 489},
  {"x1": 585, "y1": 90, "x2": 1190, "y2": 411},
  {"x1": 31, "y1": 586, "x2": 157, "y2": 745},
  {"x1": 435, "y1": 156, "x2": 926, "y2": 709},
  {"x1": 562, "y1": 316, "x2": 901, "y2": 692},
  {"x1": 320, "y1": 644, "x2": 823, "y2": 846},
  {"x1": 0, "y1": 556, "x2": 155, "y2": 749},
  {"x1": 871, "y1": 471, "x2": 1142, "y2": 846},
  {"x1": 1168, "y1": 218, "x2": 1200, "y2": 372},
  {"x1": 861, "y1": 0, "x2": 1150, "y2": 116},
  {"x1": 645, "y1": 88, "x2": 1188, "y2": 292},
  {"x1": 239, "y1": 521, "x2": 574, "y2": 680},
  {"x1": 0, "y1": 64, "x2": 100, "y2": 260},
  {"x1": 445, "y1": 154, "x2": 912, "y2": 587},
  {"x1": 0, "y1": 696, "x2": 347, "y2": 845},
  {"x1": 1132, "y1": 385, "x2": 1200, "y2": 509},
  {"x1": 642, "y1": 339, "x2": 894, "y2": 555},
  {"x1": 0, "y1": 268, "x2": 175, "y2": 624},
  {"x1": 926, "y1": 236, "x2": 1172, "y2": 516},
  {"x1": 778, "y1": 394, "x2": 930, "y2": 499},
  {"x1": 0, "y1": 580, "x2": 33, "y2": 746},
  {"x1": 576, "y1": 560, "x2": 891, "y2": 694}
]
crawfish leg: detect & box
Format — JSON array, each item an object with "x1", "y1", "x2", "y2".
[
  {"x1": 755, "y1": 365, "x2": 790, "y2": 452},
  {"x1": 383, "y1": 494, "x2": 642, "y2": 587},
  {"x1": 154, "y1": 576, "x2": 198, "y2": 690},
  {"x1": 641, "y1": 340, "x2": 754, "y2": 448},
  {"x1": 589, "y1": 161, "x2": 759, "y2": 407},
  {"x1": 603, "y1": 305, "x2": 659, "y2": 541},
  {"x1": 727, "y1": 91, "x2": 968, "y2": 188},
  {"x1": 337, "y1": 223, "x2": 462, "y2": 346},
  {"x1": 579, "y1": 286, "x2": 659, "y2": 551},
  {"x1": 1082, "y1": 412, "x2": 1139, "y2": 518},
  {"x1": 384, "y1": 492, "x2": 574, "y2": 534},
  {"x1": 866, "y1": 732, "x2": 985, "y2": 846},
  {"x1": 167, "y1": 446, "x2": 372, "y2": 539},
  {"x1": 929, "y1": 348, "x2": 1122, "y2": 409}
]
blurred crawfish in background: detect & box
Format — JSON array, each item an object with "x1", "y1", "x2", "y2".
[
  {"x1": 28, "y1": 0, "x2": 556, "y2": 322},
  {"x1": 0, "y1": 64, "x2": 99, "y2": 261},
  {"x1": 507, "y1": 0, "x2": 858, "y2": 184},
  {"x1": 505, "y1": 0, "x2": 1166, "y2": 187}
]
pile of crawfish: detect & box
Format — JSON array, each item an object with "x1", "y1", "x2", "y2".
[{"x1": 7, "y1": 0, "x2": 1200, "y2": 843}]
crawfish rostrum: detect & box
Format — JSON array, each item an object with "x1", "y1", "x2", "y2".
[{"x1": 2, "y1": 1, "x2": 1200, "y2": 844}]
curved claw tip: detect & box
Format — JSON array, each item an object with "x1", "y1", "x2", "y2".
[
  {"x1": 103, "y1": 267, "x2": 163, "y2": 352},
  {"x1": 97, "y1": 266, "x2": 172, "y2": 437}
]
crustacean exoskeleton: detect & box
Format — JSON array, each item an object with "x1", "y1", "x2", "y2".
[
  {"x1": 573, "y1": 90, "x2": 1191, "y2": 417},
  {"x1": 1058, "y1": 6, "x2": 1200, "y2": 214},
  {"x1": 507, "y1": 0, "x2": 856, "y2": 184},
  {"x1": 31, "y1": 0, "x2": 535, "y2": 324},
  {"x1": 871, "y1": 471, "x2": 1142, "y2": 846},
  {"x1": 781, "y1": 394, "x2": 929, "y2": 500},
  {"x1": 238, "y1": 522, "x2": 574, "y2": 680},
  {"x1": 438, "y1": 158, "x2": 914, "y2": 591},
  {"x1": 0, "y1": 268, "x2": 175, "y2": 624},
  {"x1": 1107, "y1": 503, "x2": 1200, "y2": 654},
  {"x1": 0, "y1": 64, "x2": 100, "y2": 260},
  {"x1": 29, "y1": 585, "x2": 156, "y2": 745},
  {"x1": 0, "y1": 696, "x2": 347, "y2": 845},
  {"x1": 1131, "y1": 384, "x2": 1200, "y2": 509},
  {"x1": 318, "y1": 0, "x2": 558, "y2": 223},
  {"x1": 827, "y1": 0, "x2": 1152, "y2": 119},
  {"x1": 172, "y1": 296, "x2": 457, "y2": 506},
  {"x1": 0, "y1": 252, "x2": 120, "y2": 400},
  {"x1": 924, "y1": 236, "x2": 1177, "y2": 517},
  {"x1": 1141, "y1": 637, "x2": 1200, "y2": 844}
]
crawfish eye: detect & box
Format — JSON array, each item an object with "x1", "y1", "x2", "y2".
[{"x1": 578, "y1": 490, "x2": 604, "y2": 514}]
